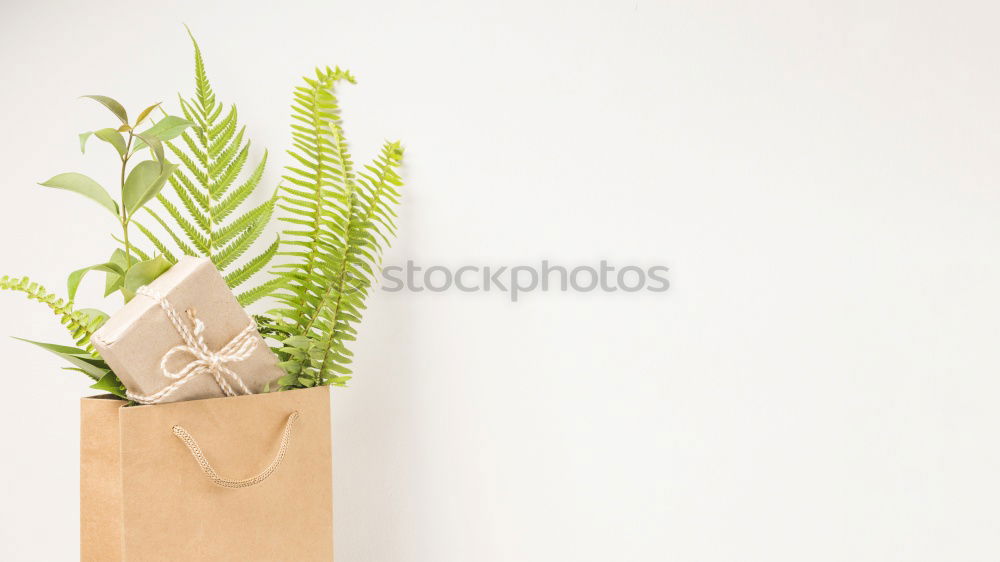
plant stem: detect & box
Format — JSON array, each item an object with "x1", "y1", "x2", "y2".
[
  {"x1": 122, "y1": 220, "x2": 131, "y2": 260},
  {"x1": 120, "y1": 133, "x2": 135, "y2": 263}
]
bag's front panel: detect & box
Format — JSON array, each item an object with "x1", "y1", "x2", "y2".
[
  {"x1": 81, "y1": 396, "x2": 127, "y2": 562},
  {"x1": 119, "y1": 387, "x2": 333, "y2": 561}
]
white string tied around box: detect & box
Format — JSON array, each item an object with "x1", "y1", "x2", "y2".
[{"x1": 126, "y1": 286, "x2": 258, "y2": 405}]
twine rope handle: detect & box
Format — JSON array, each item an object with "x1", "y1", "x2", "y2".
[
  {"x1": 127, "y1": 286, "x2": 259, "y2": 404},
  {"x1": 172, "y1": 411, "x2": 301, "y2": 489}
]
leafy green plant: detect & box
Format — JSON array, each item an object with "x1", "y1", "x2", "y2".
[
  {"x1": 1, "y1": 95, "x2": 191, "y2": 395},
  {"x1": 15, "y1": 338, "x2": 126, "y2": 400},
  {"x1": 267, "y1": 67, "x2": 405, "y2": 390},
  {"x1": 0, "y1": 276, "x2": 105, "y2": 352},
  {"x1": 0, "y1": 272, "x2": 128, "y2": 399},
  {"x1": 0, "y1": 30, "x2": 407, "y2": 399},
  {"x1": 139, "y1": 29, "x2": 280, "y2": 306},
  {"x1": 44, "y1": 95, "x2": 193, "y2": 302}
]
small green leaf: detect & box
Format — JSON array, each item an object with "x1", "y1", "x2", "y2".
[
  {"x1": 132, "y1": 116, "x2": 195, "y2": 151},
  {"x1": 327, "y1": 363, "x2": 352, "y2": 374},
  {"x1": 90, "y1": 371, "x2": 128, "y2": 399},
  {"x1": 123, "y1": 255, "x2": 172, "y2": 300},
  {"x1": 277, "y1": 360, "x2": 302, "y2": 375},
  {"x1": 78, "y1": 131, "x2": 93, "y2": 153},
  {"x1": 14, "y1": 338, "x2": 109, "y2": 380},
  {"x1": 67, "y1": 262, "x2": 125, "y2": 301},
  {"x1": 39, "y1": 172, "x2": 118, "y2": 216},
  {"x1": 76, "y1": 308, "x2": 110, "y2": 329},
  {"x1": 109, "y1": 249, "x2": 125, "y2": 268},
  {"x1": 94, "y1": 128, "x2": 128, "y2": 157},
  {"x1": 307, "y1": 347, "x2": 326, "y2": 362},
  {"x1": 134, "y1": 133, "x2": 164, "y2": 166},
  {"x1": 105, "y1": 249, "x2": 132, "y2": 296},
  {"x1": 81, "y1": 95, "x2": 128, "y2": 125},
  {"x1": 123, "y1": 161, "x2": 177, "y2": 215},
  {"x1": 283, "y1": 335, "x2": 312, "y2": 349},
  {"x1": 134, "y1": 102, "x2": 161, "y2": 128},
  {"x1": 80, "y1": 129, "x2": 127, "y2": 157}
]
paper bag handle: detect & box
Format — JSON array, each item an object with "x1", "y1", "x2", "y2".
[{"x1": 172, "y1": 411, "x2": 300, "y2": 489}]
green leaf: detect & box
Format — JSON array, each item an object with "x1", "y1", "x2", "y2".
[
  {"x1": 144, "y1": 34, "x2": 280, "y2": 297},
  {"x1": 90, "y1": 371, "x2": 128, "y2": 399},
  {"x1": 145, "y1": 207, "x2": 200, "y2": 256},
  {"x1": 132, "y1": 116, "x2": 195, "y2": 151},
  {"x1": 67, "y1": 262, "x2": 124, "y2": 301},
  {"x1": 76, "y1": 308, "x2": 110, "y2": 329},
  {"x1": 78, "y1": 131, "x2": 93, "y2": 153},
  {"x1": 123, "y1": 161, "x2": 177, "y2": 216},
  {"x1": 108, "y1": 248, "x2": 131, "y2": 269},
  {"x1": 94, "y1": 128, "x2": 128, "y2": 157},
  {"x1": 132, "y1": 219, "x2": 177, "y2": 263},
  {"x1": 14, "y1": 338, "x2": 108, "y2": 380},
  {"x1": 1, "y1": 277, "x2": 105, "y2": 353},
  {"x1": 277, "y1": 360, "x2": 301, "y2": 375},
  {"x1": 277, "y1": 372, "x2": 299, "y2": 387},
  {"x1": 134, "y1": 102, "x2": 161, "y2": 128},
  {"x1": 81, "y1": 95, "x2": 128, "y2": 125},
  {"x1": 122, "y1": 255, "x2": 172, "y2": 299},
  {"x1": 270, "y1": 68, "x2": 405, "y2": 386},
  {"x1": 80, "y1": 128, "x2": 128, "y2": 157},
  {"x1": 236, "y1": 277, "x2": 284, "y2": 307},
  {"x1": 105, "y1": 249, "x2": 132, "y2": 296},
  {"x1": 39, "y1": 172, "x2": 118, "y2": 216},
  {"x1": 135, "y1": 133, "x2": 165, "y2": 166},
  {"x1": 283, "y1": 335, "x2": 312, "y2": 349}
]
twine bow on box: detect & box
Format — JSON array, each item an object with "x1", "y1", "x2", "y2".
[{"x1": 127, "y1": 286, "x2": 259, "y2": 405}]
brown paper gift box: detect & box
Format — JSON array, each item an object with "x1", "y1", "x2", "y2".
[
  {"x1": 80, "y1": 386, "x2": 333, "y2": 561},
  {"x1": 91, "y1": 256, "x2": 285, "y2": 404}
]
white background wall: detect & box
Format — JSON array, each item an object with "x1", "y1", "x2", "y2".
[{"x1": 2, "y1": 0, "x2": 999, "y2": 560}]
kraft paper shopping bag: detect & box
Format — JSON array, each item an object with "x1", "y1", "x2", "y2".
[{"x1": 80, "y1": 386, "x2": 333, "y2": 561}]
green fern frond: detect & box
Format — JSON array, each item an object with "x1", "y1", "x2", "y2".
[
  {"x1": 0, "y1": 275, "x2": 105, "y2": 354},
  {"x1": 187, "y1": 23, "x2": 216, "y2": 114},
  {"x1": 136, "y1": 28, "x2": 279, "y2": 303},
  {"x1": 238, "y1": 277, "x2": 286, "y2": 307},
  {"x1": 145, "y1": 208, "x2": 199, "y2": 257},
  {"x1": 225, "y1": 235, "x2": 279, "y2": 287},
  {"x1": 132, "y1": 220, "x2": 177, "y2": 262},
  {"x1": 271, "y1": 67, "x2": 403, "y2": 388}
]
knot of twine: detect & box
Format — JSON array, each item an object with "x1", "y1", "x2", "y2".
[{"x1": 126, "y1": 286, "x2": 259, "y2": 405}]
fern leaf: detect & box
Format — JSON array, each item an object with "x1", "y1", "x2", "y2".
[
  {"x1": 213, "y1": 153, "x2": 267, "y2": 221},
  {"x1": 272, "y1": 67, "x2": 404, "y2": 386},
  {"x1": 132, "y1": 220, "x2": 177, "y2": 263},
  {"x1": 209, "y1": 107, "x2": 239, "y2": 158},
  {"x1": 0, "y1": 276, "x2": 104, "y2": 354},
  {"x1": 237, "y1": 277, "x2": 286, "y2": 307},
  {"x1": 142, "y1": 28, "x2": 279, "y2": 301},
  {"x1": 186, "y1": 24, "x2": 215, "y2": 114},
  {"x1": 213, "y1": 196, "x2": 275, "y2": 248},
  {"x1": 145, "y1": 208, "x2": 198, "y2": 257},
  {"x1": 213, "y1": 203, "x2": 273, "y2": 269},
  {"x1": 225, "y1": 235, "x2": 279, "y2": 287},
  {"x1": 160, "y1": 178, "x2": 209, "y2": 233},
  {"x1": 156, "y1": 197, "x2": 210, "y2": 253}
]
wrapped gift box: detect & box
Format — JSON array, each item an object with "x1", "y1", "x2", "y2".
[{"x1": 91, "y1": 256, "x2": 285, "y2": 404}]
